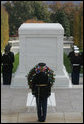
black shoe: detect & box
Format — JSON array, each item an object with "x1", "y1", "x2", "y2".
[
  {"x1": 38, "y1": 119, "x2": 45, "y2": 122},
  {"x1": 41, "y1": 116, "x2": 46, "y2": 122},
  {"x1": 39, "y1": 119, "x2": 45, "y2": 122}
]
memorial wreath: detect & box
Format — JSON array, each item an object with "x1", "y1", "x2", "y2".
[{"x1": 27, "y1": 64, "x2": 55, "y2": 89}]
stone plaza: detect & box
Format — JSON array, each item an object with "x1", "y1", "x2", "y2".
[{"x1": 1, "y1": 85, "x2": 83, "y2": 123}]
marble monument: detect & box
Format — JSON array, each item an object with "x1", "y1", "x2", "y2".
[{"x1": 11, "y1": 23, "x2": 71, "y2": 88}]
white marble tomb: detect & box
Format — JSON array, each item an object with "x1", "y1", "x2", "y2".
[
  {"x1": 26, "y1": 92, "x2": 56, "y2": 107},
  {"x1": 11, "y1": 23, "x2": 71, "y2": 88}
]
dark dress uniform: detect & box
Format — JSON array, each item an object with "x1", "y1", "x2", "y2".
[
  {"x1": 80, "y1": 52, "x2": 83, "y2": 66},
  {"x1": 1, "y1": 52, "x2": 2, "y2": 64},
  {"x1": 68, "y1": 50, "x2": 74, "y2": 61},
  {"x1": 2, "y1": 51, "x2": 14, "y2": 85},
  {"x1": 70, "y1": 53, "x2": 81, "y2": 85},
  {"x1": 32, "y1": 72, "x2": 51, "y2": 122}
]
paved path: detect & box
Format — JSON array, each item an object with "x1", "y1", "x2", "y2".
[
  {"x1": 1, "y1": 85, "x2": 83, "y2": 123},
  {"x1": 1, "y1": 112, "x2": 83, "y2": 123}
]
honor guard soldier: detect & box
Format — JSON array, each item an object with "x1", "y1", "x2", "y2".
[
  {"x1": 28, "y1": 63, "x2": 53, "y2": 122},
  {"x1": 28, "y1": 63, "x2": 55, "y2": 122},
  {"x1": 70, "y1": 50, "x2": 81, "y2": 85},
  {"x1": 68, "y1": 45, "x2": 78, "y2": 61},
  {"x1": 1, "y1": 52, "x2": 2, "y2": 64},
  {"x1": 80, "y1": 51, "x2": 83, "y2": 66},
  {"x1": 2, "y1": 44, "x2": 14, "y2": 85}
]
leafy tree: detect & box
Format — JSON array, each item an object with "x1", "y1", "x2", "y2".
[
  {"x1": 73, "y1": 11, "x2": 80, "y2": 46},
  {"x1": 80, "y1": 15, "x2": 83, "y2": 49},
  {"x1": 1, "y1": 6, "x2": 9, "y2": 51},
  {"x1": 51, "y1": 10, "x2": 70, "y2": 37},
  {"x1": 4, "y1": 1, "x2": 50, "y2": 35},
  {"x1": 62, "y1": 2, "x2": 75, "y2": 36},
  {"x1": 50, "y1": 1, "x2": 83, "y2": 44},
  {"x1": 63, "y1": 2, "x2": 75, "y2": 16},
  {"x1": 79, "y1": 3, "x2": 83, "y2": 49},
  {"x1": 73, "y1": 2, "x2": 83, "y2": 49},
  {"x1": 49, "y1": 1, "x2": 62, "y2": 12},
  {"x1": 33, "y1": 1, "x2": 50, "y2": 22}
]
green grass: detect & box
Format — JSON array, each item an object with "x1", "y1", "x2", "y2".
[
  {"x1": 12, "y1": 53, "x2": 19, "y2": 73},
  {"x1": 80, "y1": 49, "x2": 83, "y2": 52},
  {"x1": 64, "y1": 53, "x2": 72, "y2": 73}
]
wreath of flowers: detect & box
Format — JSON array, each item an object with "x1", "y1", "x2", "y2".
[{"x1": 27, "y1": 64, "x2": 55, "y2": 89}]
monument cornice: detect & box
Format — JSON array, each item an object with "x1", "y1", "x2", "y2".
[{"x1": 19, "y1": 23, "x2": 64, "y2": 35}]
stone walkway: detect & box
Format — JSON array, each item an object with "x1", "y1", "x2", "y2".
[
  {"x1": 1, "y1": 85, "x2": 83, "y2": 123},
  {"x1": 1, "y1": 112, "x2": 83, "y2": 123}
]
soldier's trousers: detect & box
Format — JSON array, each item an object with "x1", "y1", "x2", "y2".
[
  {"x1": 36, "y1": 97, "x2": 47, "y2": 121},
  {"x1": 71, "y1": 71, "x2": 80, "y2": 85},
  {"x1": 2, "y1": 71, "x2": 12, "y2": 85}
]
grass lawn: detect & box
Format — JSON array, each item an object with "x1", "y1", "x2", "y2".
[
  {"x1": 13, "y1": 53, "x2": 83, "y2": 74},
  {"x1": 64, "y1": 53, "x2": 72, "y2": 73},
  {"x1": 12, "y1": 53, "x2": 19, "y2": 73}
]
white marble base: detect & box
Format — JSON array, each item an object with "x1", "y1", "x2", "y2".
[
  {"x1": 26, "y1": 92, "x2": 56, "y2": 107},
  {"x1": 11, "y1": 66, "x2": 71, "y2": 88},
  {"x1": 11, "y1": 68, "x2": 28, "y2": 88}
]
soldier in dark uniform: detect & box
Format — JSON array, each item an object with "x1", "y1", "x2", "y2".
[
  {"x1": 80, "y1": 51, "x2": 83, "y2": 66},
  {"x1": 1, "y1": 52, "x2": 2, "y2": 64},
  {"x1": 2, "y1": 44, "x2": 14, "y2": 85},
  {"x1": 31, "y1": 63, "x2": 51, "y2": 122},
  {"x1": 70, "y1": 50, "x2": 81, "y2": 85},
  {"x1": 68, "y1": 45, "x2": 78, "y2": 61}
]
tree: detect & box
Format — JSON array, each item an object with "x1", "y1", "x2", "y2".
[
  {"x1": 49, "y1": 1, "x2": 62, "y2": 12},
  {"x1": 4, "y1": 1, "x2": 50, "y2": 35},
  {"x1": 62, "y1": 2, "x2": 75, "y2": 36},
  {"x1": 33, "y1": 1, "x2": 50, "y2": 22},
  {"x1": 79, "y1": 3, "x2": 83, "y2": 49},
  {"x1": 51, "y1": 9, "x2": 70, "y2": 37},
  {"x1": 80, "y1": 15, "x2": 83, "y2": 49},
  {"x1": 63, "y1": 2, "x2": 75, "y2": 16},
  {"x1": 73, "y1": 2, "x2": 83, "y2": 49},
  {"x1": 64, "y1": 18, "x2": 70, "y2": 37},
  {"x1": 1, "y1": 6, "x2": 9, "y2": 51},
  {"x1": 73, "y1": 11, "x2": 80, "y2": 46},
  {"x1": 49, "y1": 2, "x2": 83, "y2": 39}
]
